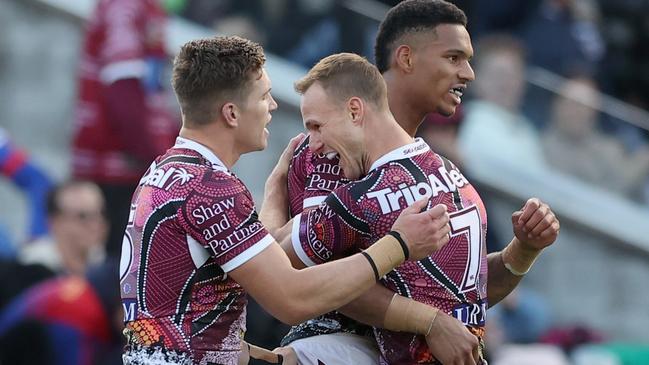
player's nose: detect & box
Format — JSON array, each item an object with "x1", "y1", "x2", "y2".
[{"x1": 308, "y1": 134, "x2": 324, "y2": 154}]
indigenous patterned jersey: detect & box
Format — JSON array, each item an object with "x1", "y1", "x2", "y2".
[
  {"x1": 119, "y1": 137, "x2": 273, "y2": 365},
  {"x1": 291, "y1": 139, "x2": 488, "y2": 365},
  {"x1": 72, "y1": 0, "x2": 177, "y2": 184},
  {"x1": 282, "y1": 136, "x2": 372, "y2": 346},
  {"x1": 287, "y1": 136, "x2": 350, "y2": 217}
]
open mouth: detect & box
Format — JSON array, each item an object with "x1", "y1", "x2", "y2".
[{"x1": 449, "y1": 85, "x2": 466, "y2": 99}]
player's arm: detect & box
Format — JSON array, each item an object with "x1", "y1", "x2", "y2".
[
  {"x1": 259, "y1": 134, "x2": 304, "y2": 238},
  {"x1": 487, "y1": 198, "x2": 560, "y2": 306},
  {"x1": 231, "y1": 198, "x2": 447, "y2": 325},
  {"x1": 338, "y1": 284, "x2": 480, "y2": 365}
]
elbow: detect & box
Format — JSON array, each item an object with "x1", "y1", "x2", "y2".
[{"x1": 272, "y1": 302, "x2": 316, "y2": 326}]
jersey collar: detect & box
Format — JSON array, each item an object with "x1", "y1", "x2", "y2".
[
  {"x1": 368, "y1": 138, "x2": 430, "y2": 172},
  {"x1": 173, "y1": 136, "x2": 229, "y2": 172}
]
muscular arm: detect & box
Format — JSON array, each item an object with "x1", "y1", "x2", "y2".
[
  {"x1": 338, "y1": 282, "x2": 481, "y2": 365},
  {"x1": 259, "y1": 168, "x2": 290, "y2": 237},
  {"x1": 234, "y1": 198, "x2": 446, "y2": 325},
  {"x1": 338, "y1": 283, "x2": 394, "y2": 327},
  {"x1": 259, "y1": 134, "x2": 303, "y2": 237},
  {"x1": 488, "y1": 198, "x2": 560, "y2": 306},
  {"x1": 230, "y1": 240, "x2": 399, "y2": 325},
  {"x1": 486, "y1": 243, "x2": 524, "y2": 307}
]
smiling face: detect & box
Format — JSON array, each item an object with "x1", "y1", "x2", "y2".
[
  {"x1": 407, "y1": 24, "x2": 475, "y2": 117},
  {"x1": 301, "y1": 83, "x2": 365, "y2": 180},
  {"x1": 234, "y1": 68, "x2": 278, "y2": 153}
]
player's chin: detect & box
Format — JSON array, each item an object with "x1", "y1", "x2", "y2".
[
  {"x1": 437, "y1": 102, "x2": 458, "y2": 117},
  {"x1": 254, "y1": 137, "x2": 268, "y2": 151}
]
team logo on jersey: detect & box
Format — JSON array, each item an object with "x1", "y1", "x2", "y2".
[
  {"x1": 141, "y1": 164, "x2": 194, "y2": 190},
  {"x1": 366, "y1": 165, "x2": 469, "y2": 214},
  {"x1": 452, "y1": 299, "x2": 487, "y2": 327},
  {"x1": 122, "y1": 299, "x2": 138, "y2": 322}
]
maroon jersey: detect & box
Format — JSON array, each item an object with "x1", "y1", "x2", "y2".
[
  {"x1": 283, "y1": 136, "x2": 371, "y2": 346},
  {"x1": 287, "y1": 136, "x2": 350, "y2": 217},
  {"x1": 72, "y1": 0, "x2": 177, "y2": 184},
  {"x1": 119, "y1": 137, "x2": 273, "y2": 365},
  {"x1": 291, "y1": 139, "x2": 488, "y2": 365}
]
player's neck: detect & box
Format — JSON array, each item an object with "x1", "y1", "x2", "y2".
[
  {"x1": 364, "y1": 111, "x2": 415, "y2": 172},
  {"x1": 384, "y1": 72, "x2": 427, "y2": 137},
  {"x1": 179, "y1": 125, "x2": 240, "y2": 169}
]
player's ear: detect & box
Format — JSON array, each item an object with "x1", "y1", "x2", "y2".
[
  {"x1": 394, "y1": 45, "x2": 414, "y2": 73},
  {"x1": 348, "y1": 97, "x2": 364, "y2": 125},
  {"x1": 221, "y1": 102, "x2": 239, "y2": 128}
]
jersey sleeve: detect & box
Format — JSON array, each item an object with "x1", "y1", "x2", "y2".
[
  {"x1": 290, "y1": 187, "x2": 371, "y2": 267},
  {"x1": 287, "y1": 136, "x2": 311, "y2": 217},
  {"x1": 178, "y1": 172, "x2": 273, "y2": 272}
]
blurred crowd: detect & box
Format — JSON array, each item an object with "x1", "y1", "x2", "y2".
[{"x1": 1, "y1": 0, "x2": 649, "y2": 364}]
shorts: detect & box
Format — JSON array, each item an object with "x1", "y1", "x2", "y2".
[{"x1": 288, "y1": 333, "x2": 380, "y2": 365}]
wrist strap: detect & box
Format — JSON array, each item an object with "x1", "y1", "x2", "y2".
[
  {"x1": 361, "y1": 251, "x2": 380, "y2": 282},
  {"x1": 501, "y1": 239, "x2": 542, "y2": 276},
  {"x1": 384, "y1": 293, "x2": 439, "y2": 335},
  {"x1": 388, "y1": 230, "x2": 409, "y2": 260},
  {"x1": 363, "y1": 235, "x2": 406, "y2": 280}
]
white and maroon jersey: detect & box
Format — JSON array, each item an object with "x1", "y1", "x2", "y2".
[
  {"x1": 291, "y1": 139, "x2": 488, "y2": 365},
  {"x1": 287, "y1": 136, "x2": 350, "y2": 217},
  {"x1": 72, "y1": 0, "x2": 177, "y2": 184},
  {"x1": 119, "y1": 137, "x2": 273, "y2": 365},
  {"x1": 283, "y1": 136, "x2": 372, "y2": 346}
]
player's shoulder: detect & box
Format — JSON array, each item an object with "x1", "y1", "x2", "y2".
[{"x1": 141, "y1": 148, "x2": 239, "y2": 191}]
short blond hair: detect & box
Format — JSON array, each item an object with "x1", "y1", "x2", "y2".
[{"x1": 294, "y1": 53, "x2": 388, "y2": 108}]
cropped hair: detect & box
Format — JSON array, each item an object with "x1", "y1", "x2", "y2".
[
  {"x1": 375, "y1": 0, "x2": 467, "y2": 73},
  {"x1": 171, "y1": 36, "x2": 266, "y2": 126},
  {"x1": 295, "y1": 53, "x2": 388, "y2": 109}
]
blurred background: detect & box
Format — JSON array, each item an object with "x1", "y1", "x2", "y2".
[{"x1": 0, "y1": 0, "x2": 648, "y2": 364}]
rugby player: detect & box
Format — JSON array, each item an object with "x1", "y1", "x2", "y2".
[
  {"x1": 263, "y1": 2, "x2": 559, "y2": 363},
  {"x1": 118, "y1": 36, "x2": 451, "y2": 365}
]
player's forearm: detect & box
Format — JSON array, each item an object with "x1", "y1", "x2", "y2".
[
  {"x1": 488, "y1": 235, "x2": 547, "y2": 306},
  {"x1": 487, "y1": 250, "x2": 523, "y2": 306},
  {"x1": 259, "y1": 170, "x2": 290, "y2": 237},
  {"x1": 285, "y1": 235, "x2": 406, "y2": 324},
  {"x1": 338, "y1": 283, "x2": 394, "y2": 327}
]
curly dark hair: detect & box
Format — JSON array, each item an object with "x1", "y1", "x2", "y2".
[
  {"x1": 172, "y1": 36, "x2": 266, "y2": 126},
  {"x1": 374, "y1": 0, "x2": 467, "y2": 73}
]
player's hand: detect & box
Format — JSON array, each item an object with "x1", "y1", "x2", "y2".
[
  {"x1": 511, "y1": 198, "x2": 560, "y2": 250},
  {"x1": 272, "y1": 346, "x2": 297, "y2": 365},
  {"x1": 268, "y1": 133, "x2": 305, "y2": 182},
  {"x1": 425, "y1": 312, "x2": 480, "y2": 365},
  {"x1": 392, "y1": 198, "x2": 450, "y2": 261}
]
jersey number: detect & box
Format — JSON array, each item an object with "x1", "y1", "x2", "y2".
[{"x1": 449, "y1": 205, "x2": 483, "y2": 293}]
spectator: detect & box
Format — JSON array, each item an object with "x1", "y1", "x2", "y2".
[
  {"x1": 458, "y1": 34, "x2": 547, "y2": 176},
  {"x1": 19, "y1": 180, "x2": 108, "y2": 276},
  {"x1": 542, "y1": 76, "x2": 649, "y2": 200},
  {"x1": 521, "y1": 0, "x2": 604, "y2": 76},
  {"x1": 520, "y1": 0, "x2": 606, "y2": 127},
  {"x1": 0, "y1": 259, "x2": 123, "y2": 365},
  {"x1": 0, "y1": 127, "x2": 52, "y2": 241},
  {"x1": 71, "y1": 0, "x2": 179, "y2": 258}
]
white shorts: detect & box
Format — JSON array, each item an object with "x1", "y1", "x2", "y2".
[{"x1": 289, "y1": 333, "x2": 380, "y2": 365}]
